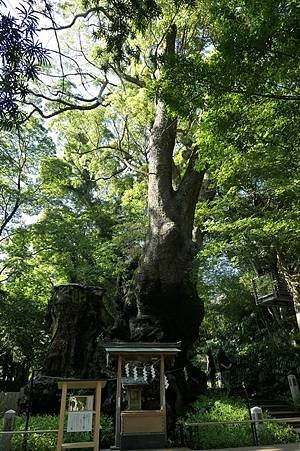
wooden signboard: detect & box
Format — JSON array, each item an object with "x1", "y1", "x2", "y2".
[{"x1": 56, "y1": 380, "x2": 106, "y2": 451}]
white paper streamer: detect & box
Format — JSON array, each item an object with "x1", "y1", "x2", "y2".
[
  {"x1": 143, "y1": 366, "x2": 148, "y2": 382},
  {"x1": 184, "y1": 366, "x2": 188, "y2": 381},
  {"x1": 125, "y1": 363, "x2": 130, "y2": 377},
  {"x1": 164, "y1": 375, "x2": 169, "y2": 389},
  {"x1": 150, "y1": 364, "x2": 156, "y2": 380},
  {"x1": 133, "y1": 366, "x2": 138, "y2": 380}
]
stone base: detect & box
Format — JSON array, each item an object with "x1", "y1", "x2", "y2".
[{"x1": 120, "y1": 432, "x2": 166, "y2": 450}]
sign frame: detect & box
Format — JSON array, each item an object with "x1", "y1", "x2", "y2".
[{"x1": 56, "y1": 379, "x2": 106, "y2": 451}]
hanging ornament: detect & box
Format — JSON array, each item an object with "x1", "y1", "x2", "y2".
[
  {"x1": 143, "y1": 366, "x2": 148, "y2": 382},
  {"x1": 184, "y1": 366, "x2": 189, "y2": 381},
  {"x1": 133, "y1": 366, "x2": 138, "y2": 381},
  {"x1": 164, "y1": 375, "x2": 169, "y2": 389},
  {"x1": 150, "y1": 364, "x2": 156, "y2": 380},
  {"x1": 125, "y1": 363, "x2": 130, "y2": 378}
]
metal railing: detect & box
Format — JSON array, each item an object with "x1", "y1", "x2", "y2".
[{"x1": 175, "y1": 417, "x2": 300, "y2": 450}]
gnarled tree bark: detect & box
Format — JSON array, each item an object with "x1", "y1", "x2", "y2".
[
  {"x1": 114, "y1": 26, "x2": 206, "y2": 359},
  {"x1": 45, "y1": 283, "x2": 111, "y2": 377}
]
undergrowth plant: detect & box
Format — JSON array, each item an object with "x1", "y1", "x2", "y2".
[{"x1": 177, "y1": 393, "x2": 297, "y2": 450}]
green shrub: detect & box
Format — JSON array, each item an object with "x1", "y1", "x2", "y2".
[
  {"x1": 177, "y1": 394, "x2": 297, "y2": 449},
  {"x1": 10, "y1": 414, "x2": 113, "y2": 450},
  {"x1": 258, "y1": 421, "x2": 296, "y2": 446}
]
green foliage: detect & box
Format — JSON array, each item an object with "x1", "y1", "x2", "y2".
[
  {"x1": 90, "y1": 0, "x2": 161, "y2": 62},
  {"x1": 0, "y1": 288, "x2": 48, "y2": 367},
  {"x1": 199, "y1": 0, "x2": 300, "y2": 98},
  {"x1": 179, "y1": 394, "x2": 297, "y2": 449},
  {"x1": 154, "y1": 0, "x2": 300, "y2": 118},
  {"x1": 0, "y1": 122, "x2": 56, "y2": 369},
  {"x1": 193, "y1": 93, "x2": 300, "y2": 333},
  {"x1": 198, "y1": 257, "x2": 300, "y2": 393},
  {"x1": 0, "y1": 3, "x2": 50, "y2": 128},
  {"x1": 10, "y1": 414, "x2": 113, "y2": 450},
  {"x1": 1, "y1": 0, "x2": 299, "y2": 398},
  {"x1": 0, "y1": 120, "x2": 55, "y2": 236}
]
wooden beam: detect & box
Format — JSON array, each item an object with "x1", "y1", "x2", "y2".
[
  {"x1": 107, "y1": 351, "x2": 179, "y2": 358},
  {"x1": 58, "y1": 381, "x2": 106, "y2": 389},
  {"x1": 115, "y1": 355, "x2": 122, "y2": 447},
  {"x1": 159, "y1": 355, "x2": 166, "y2": 411},
  {"x1": 159, "y1": 355, "x2": 167, "y2": 444},
  {"x1": 56, "y1": 382, "x2": 67, "y2": 451},
  {"x1": 61, "y1": 442, "x2": 95, "y2": 449},
  {"x1": 93, "y1": 381, "x2": 101, "y2": 451}
]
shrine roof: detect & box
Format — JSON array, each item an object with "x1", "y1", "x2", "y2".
[{"x1": 103, "y1": 341, "x2": 181, "y2": 356}]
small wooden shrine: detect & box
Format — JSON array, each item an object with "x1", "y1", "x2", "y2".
[
  {"x1": 103, "y1": 342, "x2": 181, "y2": 450},
  {"x1": 253, "y1": 272, "x2": 293, "y2": 307},
  {"x1": 56, "y1": 379, "x2": 107, "y2": 451}
]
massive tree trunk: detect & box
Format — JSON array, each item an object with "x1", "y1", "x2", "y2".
[
  {"x1": 118, "y1": 27, "x2": 206, "y2": 354},
  {"x1": 109, "y1": 29, "x2": 207, "y2": 417},
  {"x1": 129, "y1": 99, "x2": 205, "y2": 348}
]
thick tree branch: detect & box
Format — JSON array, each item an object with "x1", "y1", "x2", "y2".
[
  {"x1": 112, "y1": 65, "x2": 146, "y2": 88},
  {"x1": 29, "y1": 91, "x2": 102, "y2": 106},
  {"x1": 176, "y1": 146, "x2": 205, "y2": 232},
  {"x1": 24, "y1": 84, "x2": 108, "y2": 121},
  {"x1": 148, "y1": 25, "x2": 178, "y2": 217},
  {"x1": 94, "y1": 166, "x2": 127, "y2": 181},
  {"x1": 38, "y1": 6, "x2": 112, "y2": 31},
  {"x1": 0, "y1": 192, "x2": 21, "y2": 236},
  {"x1": 24, "y1": 101, "x2": 104, "y2": 120},
  {"x1": 177, "y1": 147, "x2": 204, "y2": 198},
  {"x1": 232, "y1": 89, "x2": 300, "y2": 101},
  {"x1": 116, "y1": 155, "x2": 147, "y2": 176},
  {"x1": 40, "y1": 71, "x2": 96, "y2": 80}
]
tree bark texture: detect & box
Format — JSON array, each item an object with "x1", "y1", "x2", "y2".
[
  {"x1": 45, "y1": 283, "x2": 111, "y2": 377},
  {"x1": 124, "y1": 27, "x2": 206, "y2": 353},
  {"x1": 274, "y1": 247, "x2": 300, "y2": 329},
  {"x1": 279, "y1": 259, "x2": 300, "y2": 330},
  {"x1": 129, "y1": 100, "x2": 205, "y2": 348}
]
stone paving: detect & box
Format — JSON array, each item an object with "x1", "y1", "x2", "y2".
[
  {"x1": 202, "y1": 445, "x2": 300, "y2": 451},
  {"x1": 104, "y1": 445, "x2": 300, "y2": 451}
]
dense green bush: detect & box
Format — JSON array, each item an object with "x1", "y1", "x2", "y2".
[
  {"x1": 10, "y1": 414, "x2": 113, "y2": 450},
  {"x1": 178, "y1": 394, "x2": 297, "y2": 449}
]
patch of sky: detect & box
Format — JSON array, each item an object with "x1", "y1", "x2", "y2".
[
  {"x1": 22, "y1": 212, "x2": 42, "y2": 225},
  {"x1": 202, "y1": 254, "x2": 240, "y2": 286}
]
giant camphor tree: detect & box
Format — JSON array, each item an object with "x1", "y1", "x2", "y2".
[
  {"x1": 1, "y1": 0, "x2": 299, "y2": 374},
  {"x1": 2, "y1": 0, "x2": 211, "y2": 352}
]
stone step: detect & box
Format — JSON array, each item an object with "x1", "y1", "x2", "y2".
[
  {"x1": 259, "y1": 404, "x2": 291, "y2": 410},
  {"x1": 251, "y1": 401, "x2": 287, "y2": 407},
  {"x1": 268, "y1": 411, "x2": 300, "y2": 418}
]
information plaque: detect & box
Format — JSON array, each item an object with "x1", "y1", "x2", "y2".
[{"x1": 67, "y1": 410, "x2": 93, "y2": 432}]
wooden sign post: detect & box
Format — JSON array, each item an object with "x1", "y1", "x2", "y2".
[{"x1": 56, "y1": 379, "x2": 106, "y2": 451}]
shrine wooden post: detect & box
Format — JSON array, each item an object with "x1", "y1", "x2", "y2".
[
  {"x1": 160, "y1": 354, "x2": 167, "y2": 443},
  {"x1": 115, "y1": 355, "x2": 122, "y2": 448}
]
